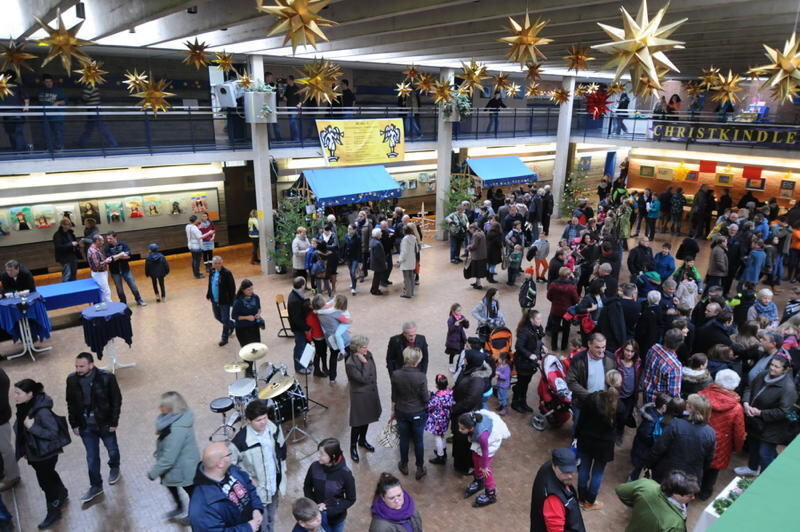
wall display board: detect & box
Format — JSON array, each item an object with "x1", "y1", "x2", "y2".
[
  {"x1": 315, "y1": 118, "x2": 405, "y2": 167},
  {"x1": 639, "y1": 165, "x2": 655, "y2": 177},
  {"x1": 715, "y1": 173, "x2": 734, "y2": 187},
  {"x1": 781, "y1": 180, "x2": 796, "y2": 198},
  {"x1": 656, "y1": 167, "x2": 674, "y2": 181},
  {"x1": 745, "y1": 178, "x2": 767, "y2": 191}
]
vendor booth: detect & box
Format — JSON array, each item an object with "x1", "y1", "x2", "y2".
[
  {"x1": 295, "y1": 165, "x2": 403, "y2": 207},
  {"x1": 465, "y1": 156, "x2": 538, "y2": 187}
]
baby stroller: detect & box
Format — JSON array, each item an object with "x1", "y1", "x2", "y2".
[
  {"x1": 530, "y1": 353, "x2": 573, "y2": 431},
  {"x1": 483, "y1": 326, "x2": 514, "y2": 366}
]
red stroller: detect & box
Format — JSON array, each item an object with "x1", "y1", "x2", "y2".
[{"x1": 530, "y1": 353, "x2": 573, "y2": 431}]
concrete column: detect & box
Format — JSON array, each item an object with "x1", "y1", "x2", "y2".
[
  {"x1": 434, "y1": 67, "x2": 454, "y2": 240},
  {"x1": 248, "y1": 55, "x2": 275, "y2": 274},
  {"x1": 551, "y1": 75, "x2": 576, "y2": 220}
]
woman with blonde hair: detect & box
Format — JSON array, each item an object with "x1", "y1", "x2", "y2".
[
  {"x1": 345, "y1": 334, "x2": 382, "y2": 463},
  {"x1": 390, "y1": 347, "x2": 429, "y2": 480}
]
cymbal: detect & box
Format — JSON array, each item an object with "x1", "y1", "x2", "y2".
[
  {"x1": 239, "y1": 343, "x2": 268, "y2": 362},
  {"x1": 258, "y1": 376, "x2": 295, "y2": 400},
  {"x1": 224, "y1": 362, "x2": 249, "y2": 374}
]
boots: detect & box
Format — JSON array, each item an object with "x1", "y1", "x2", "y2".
[
  {"x1": 473, "y1": 488, "x2": 497, "y2": 508},
  {"x1": 429, "y1": 450, "x2": 447, "y2": 465},
  {"x1": 350, "y1": 443, "x2": 359, "y2": 463},
  {"x1": 464, "y1": 478, "x2": 484, "y2": 498},
  {"x1": 487, "y1": 273, "x2": 498, "y2": 284},
  {"x1": 37, "y1": 505, "x2": 62, "y2": 529}
]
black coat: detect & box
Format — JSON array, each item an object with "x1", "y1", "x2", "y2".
[
  {"x1": 627, "y1": 245, "x2": 654, "y2": 277},
  {"x1": 450, "y1": 363, "x2": 490, "y2": 423},
  {"x1": 287, "y1": 289, "x2": 307, "y2": 333},
  {"x1": 486, "y1": 226, "x2": 503, "y2": 266},
  {"x1": 515, "y1": 322, "x2": 543, "y2": 375},
  {"x1": 597, "y1": 296, "x2": 627, "y2": 352},
  {"x1": 743, "y1": 371, "x2": 798, "y2": 445},
  {"x1": 635, "y1": 304, "x2": 662, "y2": 353},
  {"x1": 53, "y1": 228, "x2": 80, "y2": 264},
  {"x1": 369, "y1": 238, "x2": 387, "y2": 272},
  {"x1": 576, "y1": 391, "x2": 616, "y2": 463},
  {"x1": 0, "y1": 267, "x2": 36, "y2": 293},
  {"x1": 692, "y1": 319, "x2": 733, "y2": 354},
  {"x1": 386, "y1": 334, "x2": 429, "y2": 374},
  {"x1": 144, "y1": 252, "x2": 170, "y2": 278},
  {"x1": 65, "y1": 368, "x2": 123, "y2": 429},
  {"x1": 0, "y1": 369, "x2": 10, "y2": 425},
  {"x1": 205, "y1": 267, "x2": 236, "y2": 306},
  {"x1": 303, "y1": 459, "x2": 356, "y2": 526},
  {"x1": 647, "y1": 417, "x2": 716, "y2": 483},
  {"x1": 676, "y1": 238, "x2": 700, "y2": 261}
]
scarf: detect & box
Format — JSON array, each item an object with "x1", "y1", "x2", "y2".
[
  {"x1": 155, "y1": 412, "x2": 183, "y2": 434},
  {"x1": 370, "y1": 491, "x2": 416, "y2": 532},
  {"x1": 752, "y1": 300, "x2": 778, "y2": 321}
]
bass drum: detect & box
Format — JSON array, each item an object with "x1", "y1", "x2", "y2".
[{"x1": 267, "y1": 380, "x2": 308, "y2": 424}]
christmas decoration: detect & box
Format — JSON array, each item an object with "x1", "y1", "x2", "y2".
[
  {"x1": 414, "y1": 73, "x2": 435, "y2": 94},
  {"x1": 123, "y1": 69, "x2": 149, "y2": 93},
  {"x1": 0, "y1": 73, "x2": 15, "y2": 100},
  {"x1": 549, "y1": 88, "x2": 571, "y2": 105},
  {"x1": 749, "y1": 32, "x2": 800, "y2": 102},
  {"x1": 699, "y1": 66, "x2": 720, "y2": 90},
  {"x1": 296, "y1": 57, "x2": 342, "y2": 104},
  {"x1": 492, "y1": 72, "x2": 511, "y2": 92},
  {"x1": 499, "y1": 12, "x2": 552, "y2": 68},
  {"x1": 431, "y1": 80, "x2": 453, "y2": 105},
  {"x1": 525, "y1": 62, "x2": 543, "y2": 81},
  {"x1": 34, "y1": 9, "x2": 94, "y2": 74},
  {"x1": 75, "y1": 59, "x2": 107, "y2": 87},
  {"x1": 525, "y1": 81, "x2": 543, "y2": 98},
  {"x1": 394, "y1": 80, "x2": 412, "y2": 99},
  {"x1": 560, "y1": 169, "x2": 590, "y2": 215},
  {"x1": 698, "y1": 160, "x2": 717, "y2": 173},
  {"x1": 459, "y1": 59, "x2": 489, "y2": 96},
  {"x1": 237, "y1": 71, "x2": 254, "y2": 89},
  {"x1": 403, "y1": 64, "x2": 421, "y2": 82},
  {"x1": 712, "y1": 477, "x2": 755, "y2": 516},
  {"x1": 607, "y1": 82, "x2": 625, "y2": 96},
  {"x1": 133, "y1": 76, "x2": 175, "y2": 115},
  {"x1": 564, "y1": 44, "x2": 595, "y2": 73},
  {"x1": 586, "y1": 83, "x2": 599, "y2": 95},
  {"x1": 586, "y1": 89, "x2": 612, "y2": 119},
  {"x1": 258, "y1": 0, "x2": 336, "y2": 54},
  {"x1": 685, "y1": 80, "x2": 703, "y2": 98},
  {"x1": 742, "y1": 166, "x2": 763, "y2": 179},
  {"x1": 183, "y1": 38, "x2": 210, "y2": 70},
  {"x1": 506, "y1": 82, "x2": 521, "y2": 98},
  {"x1": 0, "y1": 40, "x2": 36, "y2": 79},
  {"x1": 575, "y1": 84, "x2": 589, "y2": 97},
  {"x1": 592, "y1": 0, "x2": 687, "y2": 98},
  {"x1": 746, "y1": 66, "x2": 767, "y2": 80},
  {"x1": 634, "y1": 67, "x2": 669, "y2": 98},
  {"x1": 213, "y1": 51, "x2": 236, "y2": 74},
  {"x1": 711, "y1": 70, "x2": 743, "y2": 106}
]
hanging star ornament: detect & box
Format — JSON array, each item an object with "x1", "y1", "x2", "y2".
[
  {"x1": 403, "y1": 64, "x2": 421, "y2": 82},
  {"x1": 525, "y1": 81, "x2": 543, "y2": 98},
  {"x1": 0, "y1": 73, "x2": 15, "y2": 100},
  {"x1": 749, "y1": 33, "x2": 800, "y2": 102},
  {"x1": 492, "y1": 72, "x2": 511, "y2": 92},
  {"x1": 586, "y1": 90, "x2": 612, "y2": 119},
  {"x1": 34, "y1": 9, "x2": 94, "y2": 74},
  {"x1": 575, "y1": 84, "x2": 589, "y2": 97},
  {"x1": 699, "y1": 66, "x2": 720, "y2": 91},
  {"x1": 133, "y1": 77, "x2": 175, "y2": 115},
  {"x1": 123, "y1": 69, "x2": 149, "y2": 93},
  {"x1": 237, "y1": 71, "x2": 254, "y2": 89},
  {"x1": 431, "y1": 81, "x2": 453, "y2": 105},
  {"x1": 591, "y1": 0, "x2": 688, "y2": 99},
  {"x1": 499, "y1": 12, "x2": 552, "y2": 68},
  {"x1": 745, "y1": 65, "x2": 767, "y2": 81},
  {"x1": 213, "y1": 51, "x2": 236, "y2": 74},
  {"x1": 183, "y1": 38, "x2": 210, "y2": 70},
  {"x1": 564, "y1": 44, "x2": 595, "y2": 73},
  {"x1": 459, "y1": 59, "x2": 489, "y2": 96},
  {"x1": 585, "y1": 82, "x2": 600, "y2": 94},
  {"x1": 257, "y1": 0, "x2": 336, "y2": 54},
  {"x1": 0, "y1": 40, "x2": 36, "y2": 79},
  {"x1": 549, "y1": 88, "x2": 571, "y2": 105},
  {"x1": 414, "y1": 73, "x2": 436, "y2": 94},
  {"x1": 75, "y1": 59, "x2": 107, "y2": 87},
  {"x1": 525, "y1": 62, "x2": 543, "y2": 82},
  {"x1": 685, "y1": 80, "x2": 703, "y2": 98},
  {"x1": 711, "y1": 70, "x2": 743, "y2": 106},
  {"x1": 296, "y1": 57, "x2": 343, "y2": 104},
  {"x1": 607, "y1": 82, "x2": 625, "y2": 96},
  {"x1": 506, "y1": 82, "x2": 521, "y2": 98},
  {"x1": 395, "y1": 80, "x2": 413, "y2": 98}
]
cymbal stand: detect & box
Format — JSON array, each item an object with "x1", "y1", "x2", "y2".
[
  {"x1": 285, "y1": 388, "x2": 317, "y2": 447},
  {"x1": 303, "y1": 369, "x2": 329, "y2": 412}
]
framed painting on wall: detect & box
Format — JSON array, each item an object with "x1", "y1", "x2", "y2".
[
  {"x1": 715, "y1": 173, "x2": 734, "y2": 187},
  {"x1": 79, "y1": 201, "x2": 101, "y2": 225},
  {"x1": 685, "y1": 170, "x2": 699, "y2": 182},
  {"x1": 578, "y1": 156, "x2": 592, "y2": 171},
  {"x1": 9, "y1": 206, "x2": 33, "y2": 230},
  {"x1": 656, "y1": 167, "x2": 674, "y2": 181},
  {"x1": 639, "y1": 165, "x2": 655, "y2": 177},
  {"x1": 32, "y1": 205, "x2": 56, "y2": 229},
  {"x1": 781, "y1": 180, "x2": 796, "y2": 198},
  {"x1": 745, "y1": 178, "x2": 766, "y2": 191}
]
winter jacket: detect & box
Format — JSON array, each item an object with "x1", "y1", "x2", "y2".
[
  {"x1": 576, "y1": 390, "x2": 616, "y2": 463},
  {"x1": 742, "y1": 370, "x2": 798, "y2": 445},
  {"x1": 471, "y1": 298, "x2": 505, "y2": 329},
  {"x1": 287, "y1": 288, "x2": 308, "y2": 333},
  {"x1": 566, "y1": 349, "x2": 616, "y2": 407},
  {"x1": 451, "y1": 362, "x2": 492, "y2": 423},
  {"x1": 635, "y1": 304, "x2": 662, "y2": 352},
  {"x1": 646, "y1": 199, "x2": 661, "y2": 219},
  {"x1": 630, "y1": 403, "x2": 663, "y2": 469},
  {"x1": 189, "y1": 463, "x2": 264, "y2": 532},
  {"x1": 469, "y1": 409, "x2": 511, "y2": 458},
  {"x1": 65, "y1": 368, "x2": 122, "y2": 429},
  {"x1": 653, "y1": 252, "x2": 675, "y2": 282},
  {"x1": 647, "y1": 417, "x2": 716, "y2": 483},
  {"x1": 144, "y1": 251, "x2": 170, "y2": 278},
  {"x1": 692, "y1": 319, "x2": 733, "y2": 355},
  {"x1": 386, "y1": 334, "x2": 429, "y2": 375},
  {"x1": 679, "y1": 368, "x2": 711, "y2": 399},
  {"x1": 616, "y1": 478, "x2": 687, "y2": 532},
  {"x1": 627, "y1": 245, "x2": 655, "y2": 277},
  {"x1": 370, "y1": 238, "x2": 387, "y2": 272},
  {"x1": 346, "y1": 351, "x2": 382, "y2": 427},
  {"x1": 147, "y1": 410, "x2": 201, "y2": 487},
  {"x1": 292, "y1": 235, "x2": 311, "y2": 270},
  {"x1": 53, "y1": 227, "x2": 80, "y2": 264},
  {"x1": 515, "y1": 321, "x2": 544, "y2": 375},
  {"x1": 486, "y1": 225, "x2": 504, "y2": 266},
  {"x1": 206, "y1": 267, "x2": 236, "y2": 305},
  {"x1": 303, "y1": 458, "x2": 356, "y2": 526},
  {"x1": 547, "y1": 279, "x2": 579, "y2": 318},
  {"x1": 468, "y1": 230, "x2": 487, "y2": 261},
  {"x1": 445, "y1": 314, "x2": 469, "y2": 353},
  {"x1": 369, "y1": 510, "x2": 423, "y2": 532},
  {"x1": 675, "y1": 238, "x2": 700, "y2": 262},
  {"x1": 229, "y1": 422, "x2": 287, "y2": 505},
  {"x1": 740, "y1": 248, "x2": 766, "y2": 283},
  {"x1": 343, "y1": 233, "x2": 361, "y2": 262},
  {"x1": 15, "y1": 393, "x2": 67, "y2": 462},
  {"x1": 699, "y1": 385, "x2": 746, "y2": 470},
  {"x1": 391, "y1": 366, "x2": 429, "y2": 414},
  {"x1": 398, "y1": 234, "x2": 418, "y2": 271}
]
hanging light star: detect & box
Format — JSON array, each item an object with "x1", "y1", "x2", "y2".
[
  {"x1": 745, "y1": 65, "x2": 767, "y2": 81},
  {"x1": 431, "y1": 80, "x2": 453, "y2": 105},
  {"x1": 492, "y1": 72, "x2": 511, "y2": 92},
  {"x1": 607, "y1": 82, "x2": 626, "y2": 95},
  {"x1": 456, "y1": 83, "x2": 472, "y2": 96},
  {"x1": 403, "y1": 64, "x2": 421, "y2": 82},
  {"x1": 749, "y1": 33, "x2": 800, "y2": 102},
  {"x1": 414, "y1": 73, "x2": 436, "y2": 94},
  {"x1": 133, "y1": 76, "x2": 175, "y2": 115},
  {"x1": 585, "y1": 82, "x2": 600, "y2": 95},
  {"x1": 525, "y1": 62, "x2": 543, "y2": 82},
  {"x1": 0, "y1": 40, "x2": 36, "y2": 79},
  {"x1": 685, "y1": 80, "x2": 703, "y2": 98},
  {"x1": 237, "y1": 70, "x2": 254, "y2": 89},
  {"x1": 575, "y1": 84, "x2": 589, "y2": 97},
  {"x1": 33, "y1": 9, "x2": 94, "y2": 74},
  {"x1": 0, "y1": 73, "x2": 15, "y2": 100},
  {"x1": 296, "y1": 57, "x2": 343, "y2": 104},
  {"x1": 214, "y1": 51, "x2": 236, "y2": 74},
  {"x1": 525, "y1": 81, "x2": 543, "y2": 98},
  {"x1": 395, "y1": 80, "x2": 413, "y2": 98},
  {"x1": 549, "y1": 88, "x2": 571, "y2": 105},
  {"x1": 183, "y1": 38, "x2": 210, "y2": 70},
  {"x1": 506, "y1": 82, "x2": 521, "y2": 98},
  {"x1": 633, "y1": 66, "x2": 669, "y2": 98},
  {"x1": 75, "y1": 59, "x2": 107, "y2": 87},
  {"x1": 564, "y1": 44, "x2": 595, "y2": 73},
  {"x1": 499, "y1": 12, "x2": 552, "y2": 68},
  {"x1": 123, "y1": 69, "x2": 149, "y2": 93},
  {"x1": 699, "y1": 66, "x2": 720, "y2": 91},
  {"x1": 586, "y1": 90, "x2": 612, "y2": 119},
  {"x1": 711, "y1": 70, "x2": 744, "y2": 106},
  {"x1": 257, "y1": 0, "x2": 336, "y2": 54},
  {"x1": 591, "y1": 0, "x2": 687, "y2": 99},
  {"x1": 459, "y1": 59, "x2": 489, "y2": 96}
]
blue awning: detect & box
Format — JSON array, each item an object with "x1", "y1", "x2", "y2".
[
  {"x1": 300, "y1": 165, "x2": 402, "y2": 207},
  {"x1": 466, "y1": 156, "x2": 538, "y2": 187}
]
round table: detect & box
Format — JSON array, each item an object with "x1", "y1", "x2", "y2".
[
  {"x1": 0, "y1": 292, "x2": 53, "y2": 361},
  {"x1": 81, "y1": 302, "x2": 134, "y2": 372}
]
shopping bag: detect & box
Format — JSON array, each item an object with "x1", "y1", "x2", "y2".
[{"x1": 378, "y1": 419, "x2": 400, "y2": 448}]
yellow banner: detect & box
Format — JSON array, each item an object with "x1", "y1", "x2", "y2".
[{"x1": 316, "y1": 118, "x2": 405, "y2": 167}]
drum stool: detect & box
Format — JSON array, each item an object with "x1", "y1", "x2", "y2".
[{"x1": 208, "y1": 397, "x2": 237, "y2": 441}]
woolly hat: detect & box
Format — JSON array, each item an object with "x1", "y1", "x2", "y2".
[{"x1": 714, "y1": 369, "x2": 741, "y2": 391}]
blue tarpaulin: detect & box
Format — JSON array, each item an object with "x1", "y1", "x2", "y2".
[
  {"x1": 300, "y1": 165, "x2": 402, "y2": 207},
  {"x1": 466, "y1": 156, "x2": 538, "y2": 187}
]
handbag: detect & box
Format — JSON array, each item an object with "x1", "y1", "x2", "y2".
[
  {"x1": 378, "y1": 419, "x2": 400, "y2": 448},
  {"x1": 27, "y1": 410, "x2": 71, "y2": 460},
  {"x1": 462, "y1": 256, "x2": 473, "y2": 279}
]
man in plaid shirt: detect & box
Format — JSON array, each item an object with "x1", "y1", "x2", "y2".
[{"x1": 640, "y1": 328, "x2": 684, "y2": 402}]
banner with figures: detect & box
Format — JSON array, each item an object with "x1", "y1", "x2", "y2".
[{"x1": 316, "y1": 118, "x2": 405, "y2": 167}]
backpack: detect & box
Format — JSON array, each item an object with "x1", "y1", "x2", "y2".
[{"x1": 518, "y1": 278, "x2": 537, "y2": 309}]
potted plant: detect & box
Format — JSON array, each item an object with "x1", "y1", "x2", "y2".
[
  {"x1": 243, "y1": 81, "x2": 277, "y2": 124},
  {"x1": 441, "y1": 93, "x2": 473, "y2": 123}
]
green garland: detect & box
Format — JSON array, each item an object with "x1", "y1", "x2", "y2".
[{"x1": 711, "y1": 476, "x2": 755, "y2": 516}]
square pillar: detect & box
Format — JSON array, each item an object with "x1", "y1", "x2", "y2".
[
  {"x1": 551, "y1": 76, "x2": 576, "y2": 219},
  {"x1": 434, "y1": 67, "x2": 454, "y2": 240}
]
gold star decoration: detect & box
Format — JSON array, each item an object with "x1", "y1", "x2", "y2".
[
  {"x1": 133, "y1": 77, "x2": 175, "y2": 115},
  {"x1": 525, "y1": 62, "x2": 543, "y2": 82},
  {"x1": 123, "y1": 69, "x2": 149, "y2": 93},
  {"x1": 458, "y1": 59, "x2": 489, "y2": 96},
  {"x1": 431, "y1": 80, "x2": 453, "y2": 105},
  {"x1": 296, "y1": 57, "x2": 342, "y2": 104},
  {"x1": 575, "y1": 84, "x2": 589, "y2": 97},
  {"x1": 549, "y1": 88, "x2": 571, "y2": 105},
  {"x1": 525, "y1": 81, "x2": 543, "y2": 98},
  {"x1": 634, "y1": 67, "x2": 669, "y2": 98},
  {"x1": 237, "y1": 71, "x2": 254, "y2": 89},
  {"x1": 745, "y1": 65, "x2": 767, "y2": 81},
  {"x1": 684, "y1": 80, "x2": 702, "y2": 98},
  {"x1": 456, "y1": 84, "x2": 472, "y2": 96},
  {"x1": 699, "y1": 66, "x2": 720, "y2": 91},
  {"x1": 183, "y1": 38, "x2": 210, "y2": 70},
  {"x1": 213, "y1": 51, "x2": 236, "y2": 74},
  {"x1": 492, "y1": 72, "x2": 511, "y2": 92},
  {"x1": 499, "y1": 12, "x2": 552, "y2": 68},
  {"x1": 33, "y1": 9, "x2": 94, "y2": 74},
  {"x1": 506, "y1": 82, "x2": 521, "y2": 98},
  {"x1": 564, "y1": 44, "x2": 595, "y2": 73},
  {"x1": 711, "y1": 70, "x2": 744, "y2": 106},
  {"x1": 0, "y1": 40, "x2": 36, "y2": 79},
  {"x1": 749, "y1": 32, "x2": 800, "y2": 102},
  {"x1": 258, "y1": 0, "x2": 336, "y2": 54},
  {"x1": 414, "y1": 73, "x2": 436, "y2": 94},
  {"x1": 403, "y1": 64, "x2": 421, "y2": 82},
  {"x1": 75, "y1": 59, "x2": 107, "y2": 87},
  {"x1": 0, "y1": 73, "x2": 15, "y2": 100},
  {"x1": 607, "y1": 82, "x2": 625, "y2": 95},
  {"x1": 585, "y1": 82, "x2": 600, "y2": 94},
  {"x1": 395, "y1": 80, "x2": 413, "y2": 98},
  {"x1": 591, "y1": 0, "x2": 687, "y2": 99}
]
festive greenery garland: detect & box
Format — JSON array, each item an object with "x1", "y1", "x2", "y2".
[{"x1": 711, "y1": 476, "x2": 755, "y2": 516}]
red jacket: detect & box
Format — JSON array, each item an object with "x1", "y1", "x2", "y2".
[
  {"x1": 699, "y1": 384, "x2": 746, "y2": 469},
  {"x1": 546, "y1": 279, "x2": 579, "y2": 318},
  {"x1": 305, "y1": 312, "x2": 324, "y2": 341}
]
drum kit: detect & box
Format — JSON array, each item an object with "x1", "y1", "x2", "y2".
[{"x1": 209, "y1": 342, "x2": 319, "y2": 443}]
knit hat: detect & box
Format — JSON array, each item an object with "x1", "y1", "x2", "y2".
[
  {"x1": 714, "y1": 369, "x2": 740, "y2": 391},
  {"x1": 644, "y1": 271, "x2": 662, "y2": 283},
  {"x1": 465, "y1": 350, "x2": 484, "y2": 370},
  {"x1": 149, "y1": 243, "x2": 158, "y2": 251}
]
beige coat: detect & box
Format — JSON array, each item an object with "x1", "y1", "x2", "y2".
[{"x1": 399, "y1": 234, "x2": 418, "y2": 271}]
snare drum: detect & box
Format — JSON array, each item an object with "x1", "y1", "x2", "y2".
[
  {"x1": 267, "y1": 380, "x2": 308, "y2": 424},
  {"x1": 228, "y1": 378, "x2": 257, "y2": 413}
]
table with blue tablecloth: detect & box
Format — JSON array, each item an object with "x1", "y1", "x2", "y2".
[
  {"x1": 0, "y1": 293, "x2": 51, "y2": 342},
  {"x1": 39, "y1": 279, "x2": 102, "y2": 311},
  {"x1": 81, "y1": 302, "x2": 133, "y2": 360}
]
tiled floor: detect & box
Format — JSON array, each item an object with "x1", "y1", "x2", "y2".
[{"x1": 0, "y1": 224, "x2": 762, "y2": 531}]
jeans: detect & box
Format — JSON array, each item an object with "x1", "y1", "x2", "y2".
[
  {"x1": 577, "y1": 451, "x2": 607, "y2": 504},
  {"x1": 348, "y1": 259, "x2": 359, "y2": 290},
  {"x1": 450, "y1": 235, "x2": 464, "y2": 261},
  {"x1": 773, "y1": 254, "x2": 785, "y2": 285},
  {"x1": 486, "y1": 113, "x2": 499, "y2": 135},
  {"x1": 328, "y1": 519, "x2": 346, "y2": 532},
  {"x1": 61, "y1": 260, "x2": 78, "y2": 282},
  {"x1": 262, "y1": 493, "x2": 279, "y2": 532},
  {"x1": 289, "y1": 111, "x2": 301, "y2": 141},
  {"x1": 30, "y1": 455, "x2": 66, "y2": 507},
  {"x1": 613, "y1": 116, "x2": 628, "y2": 134},
  {"x1": 190, "y1": 250, "x2": 202, "y2": 277},
  {"x1": 111, "y1": 270, "x2": 142, "y2": 304},
  {"x1": 292, "y1": 332, "x2": 307, "y2": 371},
  {"x1": 270, "y1": 122, "x2": 282, "y2": 141},
  {"x1": 42, "y1": 118, "x2": 64, "y2": 150},
  {"x1": 80, "y1": 423, "x2": 121, "y2": 488},
  {"x1": 91, "y1": 270, "x2": 113, "y2": 303},
  {"x1": 497, "y1": 386, "x2": 509, "y2": 407},
  {"x1": 78, "y1": 116, "x2": 118, "y2": 148},
  {"x1": 396, "y1": 409, "x2": 427, "y2": 467},
  {"x1": 645, "y1": 217, "x2": 656, "y2": 240},
  {"x1": 405, "y1": 113, "x2": 421, "y2": 137},
  {"x1": 3, "y1": 119, "x2": 25, "y2": 151},
  {"x1": 670, "y1": 212, "x2": 682, "y2": 233},
  {"x1": 211, "y1": 303, "x2": 233, "y2": 341},
  {"x1": 151, "y1": 276, "x2": 166, "y2": 298},
  {"x1": 747, "y1": 439, "x2": 777, "y2": 472}
]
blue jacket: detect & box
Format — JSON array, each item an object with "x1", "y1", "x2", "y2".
[
  {"x1": 653, "y1": 252, "x2": 675, "y2": 281},
  {"x1": 189, "y1": 464, "x2": 264, "y2": 532},
  {"x1": 755, "y1": 220, "x2": 770, "y2": 241},
  {"x1": 646, "y1": 199, "x2": 661, "y2": 219},
  {"x1": 740, "y1": 248, "x2": 766, "y2": 283}
]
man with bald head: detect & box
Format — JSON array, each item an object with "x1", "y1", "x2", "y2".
[{"x1": 189, "y1": 442, "x2": 264, "y2": 531}]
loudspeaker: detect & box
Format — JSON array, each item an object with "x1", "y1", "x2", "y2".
[{"x1": 212, "y1": 82, "x2": 241, "y2": 108}]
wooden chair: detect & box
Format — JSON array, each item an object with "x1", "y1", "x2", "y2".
[{"x1": 275, "y1": 293, "x2": 294, "y2": 338}]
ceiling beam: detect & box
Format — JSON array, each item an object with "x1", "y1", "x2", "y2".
[
  {"x1": 83, "y1": 0, "x2": 203, "y2": 40},
  {"x1": 17, "y1": 0, "x2": 79, "y2": 39}
]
